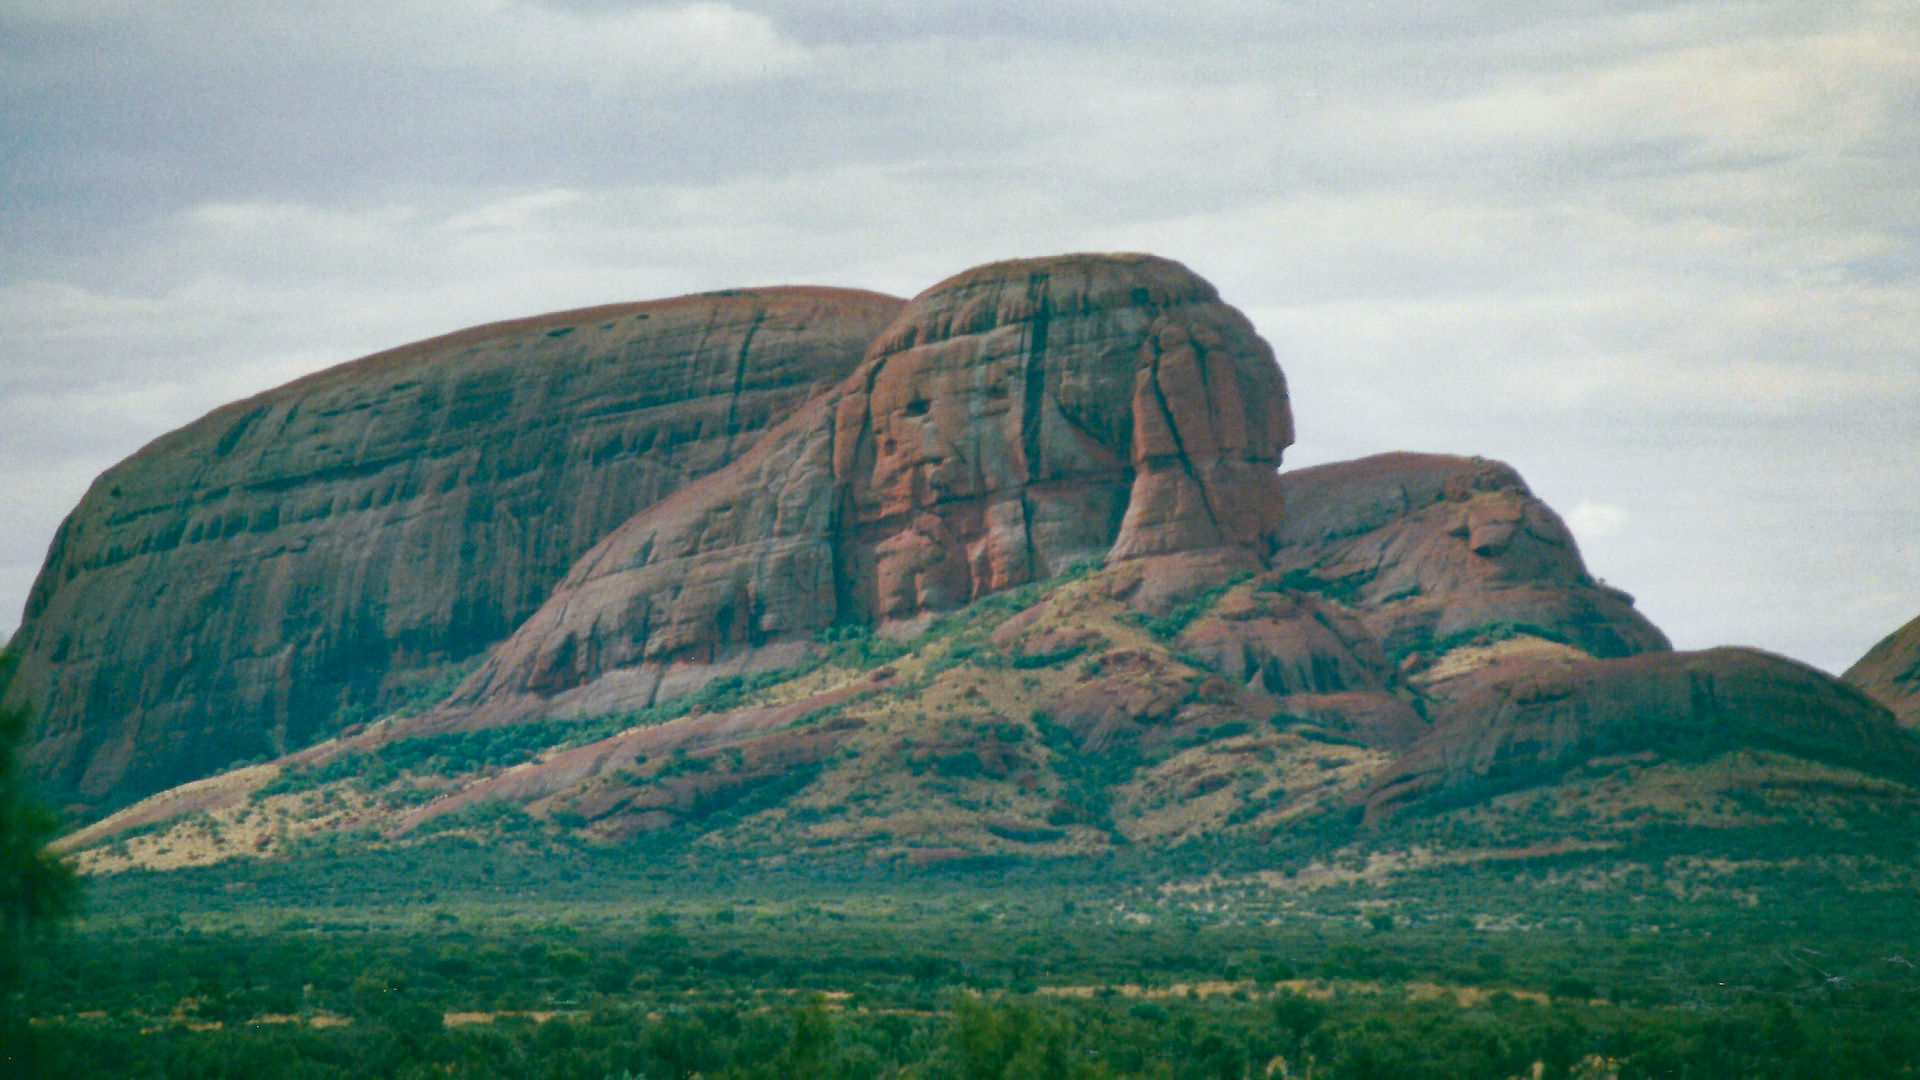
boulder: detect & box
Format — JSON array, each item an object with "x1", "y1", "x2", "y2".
[
  {"x1": 1159, "y1": 453, "x2": 1666, "y2": 755},
  {"x1": 7, "y1": 287, "x2": 902, "y2": 807},
  {"x1": 1845, "y1": 614, "x2": 1920, "y2": 729},
  {"x1": 448, "y1": 253, "x2": 1295, "y2": 721}
]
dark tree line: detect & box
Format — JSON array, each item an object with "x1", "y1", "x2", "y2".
[{"x1": 1, "y1": 644, "x2": 81, "y2": 1079}]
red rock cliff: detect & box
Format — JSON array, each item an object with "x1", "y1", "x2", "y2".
[
  {"x1": 447, "y1": 253, "x2": 1294, "y2": 721},
  {"x1": 6, "y1": 287, "x2": 903, "y2": 808}
]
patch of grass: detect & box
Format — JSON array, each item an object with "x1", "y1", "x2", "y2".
[
  {"x1": 387, "y1": 659, "x2": 484, "y2": 718},
  {"x1": 88, "y1": 810, "x2": 216, "y2": 848},
  {"x1": 656, "y1": 748, "x2": 713, "y2": 779},
  {"x1": 1264, "y1": 567, "x2": 1376, "y2": 606},
  {"x1": 1224, "y1": 788, "x2": 1287, "y2": 826},
  {"x1": 413, "y1": 798, "x2": 538, "y2": 836},
  {"x1": 1008, "y1": 641, "x2": 1094, "y2": 669},
  {"x1": 1032, "y1": 710, "x2": 1141, "y2": 835},
  {"x1": 1388, "y1": 621, "x2": 1574, "y2": 667},
  {"x1": 812, "y1": 624, "x2": 914, "y2": 670},
  {"x1": 254, "y1": 753, "x2": 392, "y2": 800}
]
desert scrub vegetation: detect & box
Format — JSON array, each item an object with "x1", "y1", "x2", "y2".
[{"x1": 21, "y1": 907, "x2": 1920, "y2": 1079}]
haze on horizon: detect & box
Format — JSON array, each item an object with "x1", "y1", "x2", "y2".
[{"x1": 1, "y1": 0, "x2": 1915, "y2": 674}]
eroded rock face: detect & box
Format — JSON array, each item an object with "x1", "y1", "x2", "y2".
[
  {"x1": 1175, "y1": 587, "x2": 1389, "y2": 697},
  {"x1": 840, "y1": 254, "x2": 1291, "y2": 604},
  {"x1": 1269, "y1": 692, "x2": 1427, "y2": 752},
  {"x1": 1145, "y1": 452, "x2": 1674, "y2": 769},
  {"x1": 450, "y1": 254, "x2": 1295, "y2": 721},
  {"x1": 1364, "y1": 646, "x2": 1920, "y2": 819},
  {"x1": 1270, "y1": 452, "x2": 1670, "y2": 662},
  {"x1": 8, "y1": 287, "x2": 903, "y2": 807},
  {"x1": 1845, "y1": 614, "x2": 1920, "y2": 729}
]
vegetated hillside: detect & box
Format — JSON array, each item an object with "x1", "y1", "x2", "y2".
[
  {"x1": 5, "y1": 287, "x2": 903, "y2": 813},
  {"x1": 59, "y1": 453, "x2": 1920, "y2": 874},
  {"x1": 1848, "y1": 613, "x2": 1920, "y2": 729}
]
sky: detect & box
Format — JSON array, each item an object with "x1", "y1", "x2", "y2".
[{"x1": 1, "y1": 0, "x2": 1915, "y2": 674}]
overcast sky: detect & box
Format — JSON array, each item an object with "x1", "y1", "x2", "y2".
[{"x1": 2, "y1": 0, "x2": 1915, "y2": 673}]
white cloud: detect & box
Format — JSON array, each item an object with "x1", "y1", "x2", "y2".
[
  {"x1": 424, "y1": 1, "x2": 812, "y2": 87},
  {"x1": 1566, "y1": 501, "x2": 1631, "y2": 540},
  {"x1": 6, "y1": 1, "x2": 811, "y2": 87}
]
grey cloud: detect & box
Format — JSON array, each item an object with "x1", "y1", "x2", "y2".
[{"x1": 1, "y1": 0, "x2": 1915, "y2": 674}]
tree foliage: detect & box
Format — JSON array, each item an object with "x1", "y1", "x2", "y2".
[{"x1": 0, "y1": 646, "x2": 79, "y2": 992}]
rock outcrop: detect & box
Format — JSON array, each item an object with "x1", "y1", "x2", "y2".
[
  {"x1": 1152, "y1": 452, "x2": 1671, "y2": 764},
  {"x1": 445, "y1": 254, "x2": 1294, "y2": 722},
  {"x1": 1269, "y1": 452, "x2": 1670, "y2": 663},
  {"x1": 1175, "y1": 587, "x2": 1391, "y2": 698},
  {"x1": 1845, "y1": 614, "x2": 1920, "y2": 729},
  {"x1": 7, "y1": 287, "x2": 903, "y2": 808},
  {"x1": 1365, "y1": 646, "x2": 1920, "y2": 819}
]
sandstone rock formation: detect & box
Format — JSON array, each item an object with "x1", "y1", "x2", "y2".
[
  {"x1": 1365, "y1": 646, "x2": 1920, "y2": 819},
  {"x1": 1845, "y1": 614, "x2": 1920, "y2": 729},
  {"x1": 1174, "y1": 587, "x2": 1390, "y2": 698},
  {"x1": 22, "y1": 252, "x2": 1916, "y2": 863},
  {"x1": 1151, "y1": 452, "x2": 1671, "y2": 763},
  {"x1": 445, "y1": 254, "x2": 1294, "y2": 723},
  {"x1": 7, "y1": 287, "x2": 903, "y2": 808},
  {"x1": 62, "y1": 533, "x2": 1920, "y2": 866},
  {"x1": 1269, "y1": 452, "x2": 1670, "y2": 663}
]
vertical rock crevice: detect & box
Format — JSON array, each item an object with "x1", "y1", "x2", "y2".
[{"x1": 1016, "y1": 272, "x2": 1053, "y2": 581}]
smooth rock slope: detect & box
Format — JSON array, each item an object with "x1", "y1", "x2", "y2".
[{"x1": 7, "y1": 287, "x2": 903, "y2": 809}]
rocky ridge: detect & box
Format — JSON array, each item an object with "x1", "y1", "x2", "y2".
[
  {"x1": 56, "y1": 451, "x2": 1920, "y2": 869},
  {"x1": 15, "y1": 252, "x2": 1917, "y2": 869},
  {"x1": 1366, "y1": 645, "x2": 1920, "y2": 821}
]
